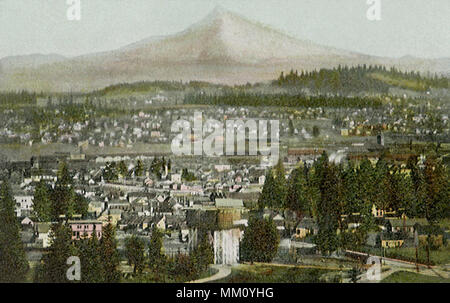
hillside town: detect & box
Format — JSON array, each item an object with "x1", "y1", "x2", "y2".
[
  {"x1": 0, "y1": 81, "x2": 449, "y2": 283},
  {"x1": 0, "y1": 3, "x2": 449, "y2": 286}
]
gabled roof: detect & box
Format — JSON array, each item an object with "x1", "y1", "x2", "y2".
[
  {"x1": 128, "y1": 192, "x2": 157, "y2": 198},
  {"x1": 273, "y1": 214, "x2": 284, "y2": 221},
  {"x1": 67, "y1": 219, "x2": 102, "y2": 224},
  {"x1": 21, "y1": 217, "x2": 34, "y2": 224}
]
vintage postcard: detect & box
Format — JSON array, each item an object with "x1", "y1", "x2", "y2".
[{"x1": 0, "y1": 0, "x2": 448, "y2": 293}]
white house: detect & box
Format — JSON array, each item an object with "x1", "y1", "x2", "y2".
[
  {"x1": 14, "y1": 194, "x2": 33, "y2": 217},
  {"x1": 171, "y1": 173, "x2": 181, "y2": 183},
  {"x1": 21, "y1": 216, "x2": 34, "y2": 226},
  {"x1": 258, "y1": 175, "x2": 266, "y2": 185}
]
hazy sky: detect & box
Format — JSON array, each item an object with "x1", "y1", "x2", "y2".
[{"x1": 0, "y1": 0, "x2": 449, "y2": 59}]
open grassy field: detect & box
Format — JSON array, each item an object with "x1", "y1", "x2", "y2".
[
  {"x1": 382, "y1": 271, "x2": 450, "y2": 283},
  {"x1": 390, "y1": 247, "x2": 449, "y2": 266},
  {"x1": 361, "y1": 246, "x2": 450, "y2": 266},
  {"x1": 121, "y1": 266, "x2": 218, "y2": 283},
  {"x1": 439, "y1": 218, "x2": 450, "y2": 231},
  {"x1": 214, "y1": 264, "x2": 338, "y2": 283},
  {"x1": 369, "y1": 73, "x2": 428, "y2": 91}
]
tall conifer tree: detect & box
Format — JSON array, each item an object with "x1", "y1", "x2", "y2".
[{"x1": 0, "y1": 180, "x2": 29, "y2": 282}]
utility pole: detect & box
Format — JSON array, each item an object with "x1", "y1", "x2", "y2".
[
  {"x1": 414, "y1": 230, "x2": 419, "y2": 272},
  {"x1": 380, "y1": 229, "x2": 383, "y2": 265}
]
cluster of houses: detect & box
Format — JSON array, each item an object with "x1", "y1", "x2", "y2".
[
  {"x1": 9, "y1": 153, "x2": 268, "y2": 263},
  {"x1": 2, "y1": 99, "x2": 446, "y2": 265},
  {"x1": 8, "y1": 146, "x2": 439, "y2": 266},
  {"x1": 338, "y1": 99, "x2": 448, "y2": 139},
  {"x1": 1, "y1": 95, "x2": 448, "y2": 155}
]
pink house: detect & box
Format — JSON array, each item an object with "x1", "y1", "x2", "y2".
[{"x1": 68, "y1": 220, "x2": 103, "y2": 240}]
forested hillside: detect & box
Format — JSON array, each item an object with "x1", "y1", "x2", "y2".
[{"x1": 275, "y1": 65, "x2": 449, "y2": 93}]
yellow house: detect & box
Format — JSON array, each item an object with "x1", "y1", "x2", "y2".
[
  {"x1": 155, "y1": 215, "x2": 166, "y2": 231},
  {"x1": 98, "y1": 210, "x2": 121, "y2": 227},
  {"x1": 295, "y1": 227, "x2": 311, "y2": 239},
  {"x1": 88, "y1": 203, "x2": 103, "y2": 217},
  {"x1": 294, "y1": 217, "x2": 318, "y2": 239}
]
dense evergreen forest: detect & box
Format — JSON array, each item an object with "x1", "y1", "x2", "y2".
[
  {"x1": 275, "y1": 65, "x2": 449, "y2": 93},
  {"x1": 184, "y1": 92, "x2": 383, "y2": 108},
  {"x1": 0, "y1": 65, "x2": 448, "y2": 107},
  {"x1": 90, "y1": 80, "x2": 221, "y2": 96},
  {"x1": 260, "y1": 153, "x2": 450, "y2": 254},
  {"x1": 0, "y1": 91, "x2": 37, "y2": 105}
]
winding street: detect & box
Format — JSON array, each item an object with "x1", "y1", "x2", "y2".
[
  {"x1": 187, "y1": 265, "x2": 232, "y2": 283},
  {"x1": 345, "y1": 250, "x2": 449, "y2": 283}
]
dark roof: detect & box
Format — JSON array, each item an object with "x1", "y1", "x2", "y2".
[
  {"x1": 128, "y1": 192, "x2": 157, "y2": 199},
  {"x1": 288, "y1": 149, "x2": 324, "y2": 156}
]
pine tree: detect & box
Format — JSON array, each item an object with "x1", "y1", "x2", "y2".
[
  {"x1": 51, "y1": 161, "x2": 78, "y2": 220},
  {"x1": 51, "y1": 180, "x2": 76, "y2": 220},
  {"x1": 406, "y1": 155, "x2": 422, "y2": 216},
  {"x1": 373, "y1": 157, "x2": 390, "y2": 213},
  {"x1": 388, "y1": 165, "x2": 415, "y2": 215},
  {"x1": 273, "y1": 159, "x2": 287, "y2": 209},
  {"x1": 104, "y1": 162, "x2": 118, "y2": 181},
  {"x1": 191, "y1": 232, "x2": 213, "y2": 274},
  {"x1": 304, "y1": 165, "x2": 321, "y2": 218},
  {"x1": 125, "y1": 235, "x2": 145, "y2": 274},
  {"x1": 148, "y1": 225, "x2": 166, "y2": 280},
  {"x1": 57, "y1": 161, "x2": 72, "y2": 186},
  {"x1": 420, "y1": 156, "x2": 449, "y2": 224},
  {"x1": 420, "y1": 156, "x2": 449, "y2": 265},
  {"x1": 240, "y1": 216, "x2": 279, "y2": 263},
  {"x1": 135, "y1": 159, "x2": 144, "y2": 177},
  {"x1": 73, "y1": 193, "x2": 89, "y2": 218},
  {"x1": 286, "y1": 167, "x2": 309, "y2": 216},
  {"x1": 118, "y1": 161, "x2": 128, "y2": 178},
  {"x1": 357, "y1": 158, "x2": 377, "y2": 211},
  {"x1": 36, "y1": 223, "x2": 74, "y2": 283},
  {"x1": 0, "y1": 180, "x2": 29, "y2": 282},
  {"x1": 342, "y1": 165, "x2": 360, "y2": 214},
  {"x1": 355, "y1": 163, "x2": 376, "y2": 248},
  {"x1": 99, "y1": 220, "x2": 121, "y2": 282},
  {"x1": 32, "y1": 180, "x2": 52, "y2": 222},
  {"x1": 258, "y1": 169, "x2": 276, "y2": 209},
  {"x1": 77, "y1": 232, "x2": 103, "y2": 282},
  {"x1": 169, "y1": 252, "x2": 196, "y2": 282},
  {"x1": 340, "y1": 166, "x2": 361, "y2": 249},
  {"x1": 314, "y1": 154, "x2": 340, "y2": 255}
]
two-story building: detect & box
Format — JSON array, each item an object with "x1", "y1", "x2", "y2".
[
  {"x1": 14, "y1": 194, "x2": 33, "y2": 217},
  {"x1": 68, "y1": 220, "x2": 103, "y2": 240}
]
